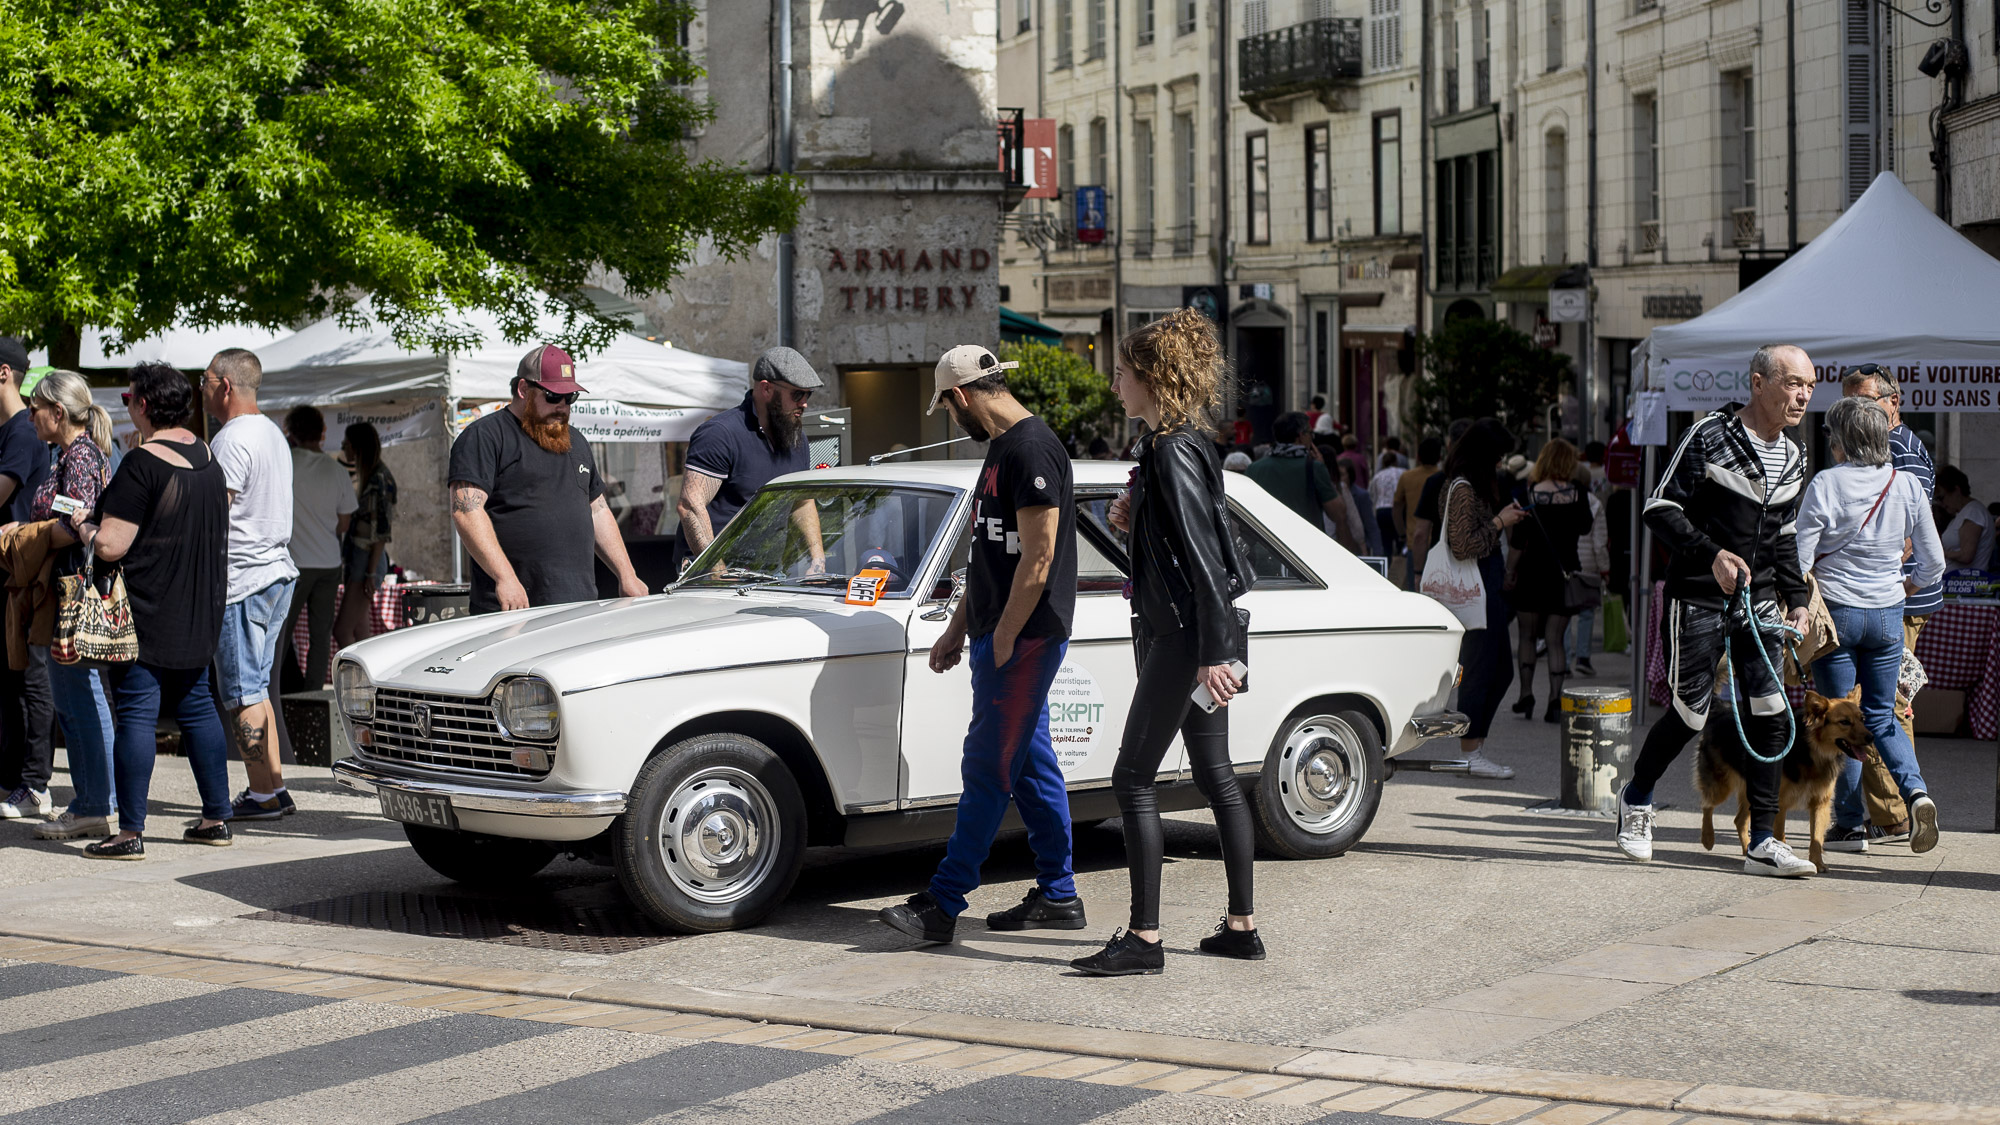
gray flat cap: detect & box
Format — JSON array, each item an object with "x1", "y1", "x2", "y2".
[{"x1": 752, "y1": 346, "x2": 824, "y2": 390}]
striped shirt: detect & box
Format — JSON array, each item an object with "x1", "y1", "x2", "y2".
[
  {"x1": 1890, "y1": 423, "x2": 1942, "y2": 615},
  {"x1": 1745, "y1": 427, "x2": 1794, "y2": 492}
]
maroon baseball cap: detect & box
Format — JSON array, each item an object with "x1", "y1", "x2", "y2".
[{"x1": 518, "y1": 344, "x2": 586, "y2": 394}]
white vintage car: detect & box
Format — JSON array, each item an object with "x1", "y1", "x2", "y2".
[{"x1": 332, "y1": 460, "x2": 1469, "y2": 932}]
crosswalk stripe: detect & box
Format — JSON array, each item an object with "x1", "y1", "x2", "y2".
[
  {"x1": 0, "y1": 987, "x2": 329, "y2": 1074},
  {"x1": 640, "y1": 1051, "x2": 992, "y2": 1124},
  {"x1": 0, "y1": 1011, "x2": 559, "y2": 1125},
  {"x1": 185, "y1": 1025, "x2": 681, "y2": 1125},
  {"x1": 0, "y1": 998, "x2": 443, "y2": 1115},
  {"x1": 0, "y1": 961, "x2": 121, "y2": 1000},
  {"x1": 0, "y1": 973, "x2": 217, "y2": 1036},
  {"x1": 407, "y1": 1040, "x2": 842, "y2": 1125}
]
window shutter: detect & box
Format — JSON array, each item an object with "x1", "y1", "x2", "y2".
[
  {"x1": 1843, "y1": 0, "x2": 1877, "y2": 206},
  {"x1": 1244, "y1": 0, "x2": 1269, "y2": 37},
  {"x1": 1369, "y1": 0, "x2": 1403, "y2": 72}
]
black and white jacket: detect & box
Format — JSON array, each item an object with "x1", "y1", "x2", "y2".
[{"x1": 1644, "y1": 402, "x2": 1809, "y2": 612}]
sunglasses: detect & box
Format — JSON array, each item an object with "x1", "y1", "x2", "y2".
[
  {"x1": 121, "y1": 392, "x2": 135, "y2": 406},
  {"x1": 530, "y1": 381, "x2": 578, "y2": 406},
  {"x1": 765, "y1": 382, "x2": 812, "y2": 406}
]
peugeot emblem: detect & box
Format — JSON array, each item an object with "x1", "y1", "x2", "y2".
[{"x1": 413, "y1": 703, "x2": 433, "y2": 740}]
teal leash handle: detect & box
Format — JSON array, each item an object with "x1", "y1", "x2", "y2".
[{"x1": 1721, "y1": 571, "x2": 1798, "y2": 765}]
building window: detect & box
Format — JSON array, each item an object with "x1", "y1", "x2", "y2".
[
  {"x1": 1055, "y1": 0, "x2": 1073, "y2": 67},
  {"x1": 1722, "y1": 72, "x2": 1757, "y2": 246},
  {"x1": 1306, "y1": 124, "x2": 1332, "y2": 241},
  {"x1": 1373, "y1": 112, "x2": 1402, "y2": 234},
  {"x1": 1089, "y1": 117, "x2": 1108, "y2": 190},
  {"x1": 1545, "y1": 129, "x2": 1567, "y2": 262},
  {"x1": 1178, "y1": 0, "x2": 1197, "y2": 37},
  {"x1": 1135, "y1": 120, "x2": 1157, "y2": 255},
  {"x1": 1244, "y1": 0, "x2": 1269, "y2": 37},
  {"x1": 1173, "y1": 112, "x2": 1197, "y2": 254},
  {"x1": 1315, "y1": 310, "x2": 1331, "y2": 396},
  {"x1": 1059, "y1": 123, "x2": 1075, "y2": 198},
  {"x1": 1018, "y1": 0, "x2": 1032, "y2": 35},
  {"x1": 1087, "y1": 0, "x2": 1106, "y2": 59},
  {"x1": 1545, "y1": 0, "x2": 1563, "y2": 71},
  {"x1": 1435, "y1": 151, "x2": 1498, "y2": 289},
  {"x1": 1845, "y1": 0, "x2": 1880, "y2": 205},
  {"x1": 1473, "y1": 6, "x2": 1491, "y2": 106},
  {"x1": 1369, "y1": 0, "x2": 1404, "y2": 73},
  {"x1": 1138, "y1": 0, "x2": 1155, "y2": 45},
  {"x1": 1246, "y1": 133, "x2": 1270, "y2": 245},
  {"x1": 1634, "y1": 93, "x2": 1659, "y2": 224},
  {"x1": 1442, "y1": 15, "x2": 1460, "y2": 115}
]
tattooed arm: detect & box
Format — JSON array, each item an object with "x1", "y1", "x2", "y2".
[{"x1": 449, "y1": 481, "x2": 528, "y2": 612}]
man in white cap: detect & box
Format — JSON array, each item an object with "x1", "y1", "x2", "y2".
[{"x1": 879, "y1": 345, "x2": 1085, "y2": 945}]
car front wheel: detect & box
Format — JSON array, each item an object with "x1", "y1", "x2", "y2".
[
  {"x1": 613, "y1": 733, "x2": 807, "y2": 933},
  {"x1": 403, "y1": 824, "x2": 557, "y2": 886},
  {"x1": 1250, "y1": 709, "x2": 1384, "y2": 859}
]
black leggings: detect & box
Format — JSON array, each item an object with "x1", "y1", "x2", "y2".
[{"x1": 1111, "y1": 625, "x2": 1256, "y2": 930}]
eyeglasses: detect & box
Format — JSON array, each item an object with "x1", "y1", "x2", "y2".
[
  {"x1": 530, "y1": 381, "x2": 578, "y2": 406},
  {"x1": 765, "y1": 382, "x2": 812, "y2": 406}
]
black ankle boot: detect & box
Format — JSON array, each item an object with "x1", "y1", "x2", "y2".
[
  {"x1": 1513, "y1": 693, "x2": 1535, "y2": 717},
  {"x1": 1071, "y1": 929, "x2": 1165, "y2": 976},
  {"x1": 1197, "y1": 918, "x2": 1266, "y2": 961},
  {"x1": 1543, "y1": 696, "x2": 1562, "y2": 723}
]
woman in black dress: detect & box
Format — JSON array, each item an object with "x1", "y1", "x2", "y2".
[{"x1": 1508, "y1": 439, "x2": 1593, "y2": 722}]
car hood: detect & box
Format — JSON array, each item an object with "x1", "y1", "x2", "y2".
[{"x1": 339, "y1": 590, "x2": 913, "y2": 697}]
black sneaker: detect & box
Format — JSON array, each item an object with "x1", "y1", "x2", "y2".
[
  {"x1": 878, "y1": 891, "x2": 955, "y2": 944},
  {"x1": 1869, "y1": 819, "x2": 1912, "y2": 845},
  {"x1": 1197, "y1": 918, "x2": 1267, "y2": 961},
  {"x1": 1070, "y1": 929, "x2": 1165, "y2": 976},
  {"x1": 986, "y1": 887, "x2": 1087, "y2": 931},
  {"x1": 229, "y1": 789, "x2": 296, "y2": 821},
  {"x1": 182, "y1": 822, "x2": 233, "y2": 847},
  {"x1": 1575, "y1": 659, "x2": 1597, "y2": 677},
  {"x1": 83, "y1": 836, "x2": 145, "y2": 861},
  {"x1": 1823, "y1": 826, "x2": 1870, "y2": 853}
]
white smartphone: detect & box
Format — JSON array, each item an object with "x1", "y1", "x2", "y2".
[{"x1": 1190, "y1": 660, "x2": 1250, "y2": 714}]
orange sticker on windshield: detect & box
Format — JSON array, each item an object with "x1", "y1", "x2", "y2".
[{"x1": 845, "y1": 569, "x2": 892, "y2": 606}]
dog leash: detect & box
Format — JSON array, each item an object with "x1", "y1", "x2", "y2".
[{"x1": 1719, "y1": 570, "x2": 1802, "y2": 765}]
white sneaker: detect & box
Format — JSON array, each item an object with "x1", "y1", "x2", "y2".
[
  {"x1": 1908, "y1": 793, "x2": 1938, "y2": 854},
  {"x1": 34, "y1": 810, "x2": 111, "y2": 840},
  {"x1": 1616, "y1": 793, "x2": 1656, "y2": 862},
  {"x1": 1745, "y1": 837, "x2": 1816, "y2": 878},
  {"x1": 1463, "y1": 751, "x2": 1516, "y2": 780},
  {"x1": 0, "y1": 787, "x2": 52, "y2": 820}
]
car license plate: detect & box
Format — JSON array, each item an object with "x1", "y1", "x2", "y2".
[{"x1": 378, "y1": 786, "x2": 457, "y2": 830}]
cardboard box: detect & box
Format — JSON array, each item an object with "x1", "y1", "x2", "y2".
[{"x1": 1912, "y1": 687, "x2": 1968, "y2": 736}]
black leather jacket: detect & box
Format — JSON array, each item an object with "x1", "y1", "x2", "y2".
[{"x1": 1130, "y1": 427, "x2": 1246, "y2": 665}]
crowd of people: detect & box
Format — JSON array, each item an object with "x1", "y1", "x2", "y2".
[{"x1": 0, "y1": 343, "x2": 400, "y2": 858}]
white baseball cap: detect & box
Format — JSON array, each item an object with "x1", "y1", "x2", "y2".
[{"x1": 927, "y1": 344, "x2": 1019, "y2": 415}]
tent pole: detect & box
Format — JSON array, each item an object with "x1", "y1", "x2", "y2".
[{"x1": 1633, "y1": 444, "x2": 1654, "y2": 728}]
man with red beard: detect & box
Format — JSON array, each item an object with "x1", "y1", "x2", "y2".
[
  {"x1": 449, "y1": 345, "x2": 649, "y2": 614},
  {"x1": 675, "y1": 346, "x2": 823, "y2": 569}
]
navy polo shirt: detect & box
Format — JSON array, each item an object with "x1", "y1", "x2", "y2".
[
  {"x1": 677, "y1": 391, "x2": 809, "y2": 556},
  {"x1": 0, "y1": 410, "x2": 50, "y2": 525}
]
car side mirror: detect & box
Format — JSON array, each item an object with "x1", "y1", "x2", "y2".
[{"x1": 920, "y1": 567, "x2": 968, "y2": 621}]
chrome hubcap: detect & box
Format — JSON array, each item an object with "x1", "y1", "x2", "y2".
[
  {"x1": 657, "y1": 767, "x2": 778, "y2": 904},
  {"x1": 1278, "y1": 715, "x2": 1365, "y2": 834}
]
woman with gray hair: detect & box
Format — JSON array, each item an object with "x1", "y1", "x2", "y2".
[{"x1": 1795, "y1": 396, "x2": 1946, "y2": 855}]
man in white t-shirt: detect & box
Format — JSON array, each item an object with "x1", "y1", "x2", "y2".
[
  {"x1": 202, "y1": 349, "x2": 300, "y2": 821},
  {"x1": 281, "y1": 406, "x2": 356, "y2": 695}
]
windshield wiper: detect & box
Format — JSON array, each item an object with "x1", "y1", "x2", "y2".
[{"x1": 677, "y1": 565, "x2": 784, "y2": 588}]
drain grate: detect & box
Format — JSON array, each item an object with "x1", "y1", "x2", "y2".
[{"x1": 244, "y1": 890, "x2": 685, "y2": 955}]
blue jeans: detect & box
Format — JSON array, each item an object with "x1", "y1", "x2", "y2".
[
  {"x1": 216, "y1": 578, "x2": 296, "y2": 710},
  {"x1": 1568, "y1": 607, "x2": 1596, "y2": 664},
  {"x1": 46, "y1": 648, "x2": 115, "y2": 818},
  {"x1": 1812, "y1": 603, "x2": 1929, "y2": 832},
  {"x1": 928, "y1": 634, "x2": 1076, "y2": 918},
  {"x1": 109, "y1": 661, "x2": 232, "y2": 834}
]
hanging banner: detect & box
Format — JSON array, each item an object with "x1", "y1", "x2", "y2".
[
  {"x1": 325, "y1": 400, "x2": 445, "y2": 451},
  {"x1": 565, "y1": 400, "x2": 715, "y2": 443},
  {"x1": 1652, "y1": 354, "x2": 2000, "y2": 413}
]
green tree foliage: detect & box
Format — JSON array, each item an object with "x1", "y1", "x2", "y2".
[
  {"x1": 0, "y1": 0, "x2": 802, "y2": 362},
  {"x1": 1408, "y1": 318, "x2": 1573, "y2": 435},
  {"x1": 998, "y1": 341, "x2": 1120, "y2": 445}
]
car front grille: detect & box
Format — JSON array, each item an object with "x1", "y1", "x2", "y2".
[{"x1": 360, "y1": 689, "x2": 551, "y2": 779}]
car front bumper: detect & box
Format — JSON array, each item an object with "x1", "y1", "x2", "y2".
[{"x1": 333, "y1": 759, "x2": 627, "y2": 842}]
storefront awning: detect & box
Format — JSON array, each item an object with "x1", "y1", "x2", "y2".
[
  {"x1": 1000, "y1": 307, "x2": 1065, "y2": 343},
  {"x1": 1490, "y1": 263, "x2": 1585, "y2": 304},
  {"x1": 1341, "y1": 323, "x2": 1416, "y2": 350}
]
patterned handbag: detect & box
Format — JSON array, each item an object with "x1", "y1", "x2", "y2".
[{"x1": 52, "y1": 547, "x2": 138, "y2": 668}]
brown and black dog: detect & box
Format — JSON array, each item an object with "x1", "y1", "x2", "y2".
[{"x1": 1694, "y1": 687, "x2": 1877, "y2": 873}]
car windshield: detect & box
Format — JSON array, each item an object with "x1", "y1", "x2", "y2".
[{"x1": 678, "y1": 484, "x2": 960, "y2": 596}]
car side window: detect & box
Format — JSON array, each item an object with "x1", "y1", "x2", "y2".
[
  {"x1": 1074, "y1": 491, "x2": 1131, "y2": 594},
  {"x1": 1230, "y1": 507, "x2": 1315, "y2": 588}
]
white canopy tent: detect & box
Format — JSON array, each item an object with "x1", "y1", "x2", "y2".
[
  {"x1": 31, "y1": 323, "x2": 289, "y2": 369},
  {"x1": 1648, "y1": 172, "x2": 2000, "y2": 413}
]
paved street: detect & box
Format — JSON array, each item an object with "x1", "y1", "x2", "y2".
[{"x1": 4, "y1": 650, "x2": 1998, "y2": 1124}]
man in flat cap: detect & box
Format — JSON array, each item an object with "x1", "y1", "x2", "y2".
[
  {"x1": 449, "y1": 345, "x2": 648, "y2": 614},
  {"x1": 676, "y1": 346, "x2": 825, "y2": 571}
]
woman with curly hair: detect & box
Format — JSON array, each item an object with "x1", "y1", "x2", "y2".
[{"x1": 1074, "y1": 308, "x2": 1261, "y2": 976}]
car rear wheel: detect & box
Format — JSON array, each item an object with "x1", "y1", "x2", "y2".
[
  {"x1": 1250, "y1": 709, "x2": 1384, "y2": 859},
  {"x1": 613, "y1": 733, "x2": 807, "y2": 933},
  {"x1": 403, "y1": 824, "x2": 557, "y2": 886}
]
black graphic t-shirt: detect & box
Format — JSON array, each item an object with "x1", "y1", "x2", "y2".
[{"x1": 965, "y1": 416, "x2": 1077, "y2": 641}]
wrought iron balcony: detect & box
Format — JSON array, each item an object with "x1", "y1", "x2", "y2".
[
  {"x1": 1168, "y1": 223, "x2": 1198, "y2": 256},
  {"x1": 1239, "y1": 18, "x2": 1364, "y2": 120},
  {"x1": 1731, "y1": 206, "x2": 1760, "y2": 248},
  {"x1": 1473, "y1": 58, "x2": 1491, "y2": 106}
]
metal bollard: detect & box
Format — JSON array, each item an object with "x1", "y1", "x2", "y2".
[{"x1": 1557, "y1": 686, "x2": 1634, "y2": 815}]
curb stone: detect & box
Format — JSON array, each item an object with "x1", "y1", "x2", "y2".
[{"x1": 1, "y1": 924, "x2": 1992, "y2": 1125}]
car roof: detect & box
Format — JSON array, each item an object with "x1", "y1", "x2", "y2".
[{"x1": 770, "y1": 458, "x2": 1137, "y2": 490}]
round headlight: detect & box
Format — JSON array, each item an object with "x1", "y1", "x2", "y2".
[
  {"x1": 335, "y1": 661, "x2": 374, "y2": 720},
  {"x1": 495, "y1": 677, "x2": 560, "y2": 741}
]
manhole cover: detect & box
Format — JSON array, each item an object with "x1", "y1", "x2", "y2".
[{"x1": 244, "y1": 891, "x2": 685, "y2": 955}]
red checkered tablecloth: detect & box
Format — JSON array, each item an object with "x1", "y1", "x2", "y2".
[
  {"x1": 288, "y1": 583, "x2": 407, "y2": 683},
  {"x1": 1911, "y1": 603, "x2": 2000, "y2": 740}
]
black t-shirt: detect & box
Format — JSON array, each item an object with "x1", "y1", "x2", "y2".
[
  {"x1": 0, "y1": 409, "x2": 50, "y2": 525},
  {"x1": 448, "y1": 409, "x2": 604, "y2": 614},
  {"x1": 965, "y1": 417, "x2": 1077, "y2": 641},
  {"x1": 1415, "y1": 469, "x2": 1446, "y2": 525},
  {"x1": 677, "y1": 392, "x2": 810, "y2": 557},
  {"x1": 96, "y1": 441, "x2": 228, "y2": 669}
]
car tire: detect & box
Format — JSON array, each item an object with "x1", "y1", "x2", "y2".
[
  {"x1": 613, "y1": 733, "x2": 808, "y2": 933},
  {"x1": 403, "y1": 824, "x2": 557, "y2": 886},
  {"x1": 1249, "y1": 708, "x2": 1384, "y2": 860}
]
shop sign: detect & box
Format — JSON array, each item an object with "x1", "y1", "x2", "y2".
[
  {"x1": 1641, "y1": 294, "x2": 1703, "y2": 320},
  {"x1": 1022, "y1": 119, "x2": 1058, "y2": 200},
  {"x1": 1532, "y1": 311, "x2": 1560, "y2": 350},
  {"x1": 328, "y1": 399, "x2": 443, "y2": 450},
  {"x1": 1074, "y1": 186, "x2": 1107, "y2": 243},
  {"x1": 829, "y1": 245, "x2": 994, "y2": 315}
]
